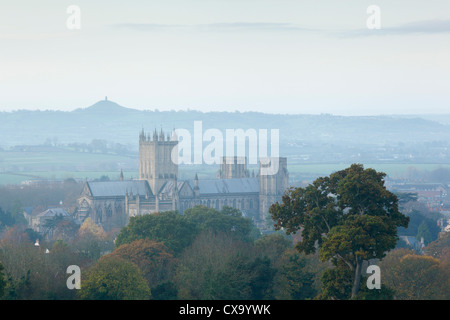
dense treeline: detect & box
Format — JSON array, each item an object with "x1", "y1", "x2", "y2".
[
  {"x1": 0, "y1": 164, "x2": 448, "y2": 300},
  {"x1": 0, "y1": 205, "x2": 325, "y2": 300},
  {"x1": 0, "y1": 204, "x2": 448, "y2": 300},
  {"x1": 79, "y1": 206, "x2": 324, "y2": 300},
  {"x1": 0, "y1": 180, "x2": 83, "y2": 215}
]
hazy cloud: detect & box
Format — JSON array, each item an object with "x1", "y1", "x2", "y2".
[
  {"x1": 114, "y1": 19, "x2": 450, "y2": 37},
  {"x1": 389, "y1": 19, "x2": 450, "y2": 34},
  {"x1": 340, "y1": 19, "x2": 450, "y2": 37},
  {"x1": 113, "y1": 22, "x2": 316, "y2": 33}
]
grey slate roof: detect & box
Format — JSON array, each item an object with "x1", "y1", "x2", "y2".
[
  {"x1": 188, "y1": 178, "x2": 260, "y2": 195},
  {"x1": 37, "y1": 208, "x2": 70, "y2": 218},
  {"x1": 159, "y1": 180, "x2": 185, "y2": 196},
  {"x1": 87, "y1": 180, "x2": 152, "y2": 197}
]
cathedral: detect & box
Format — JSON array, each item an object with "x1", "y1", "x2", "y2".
[{"x1": 76, "y1": 129, "x2": 289, "y2": 231}]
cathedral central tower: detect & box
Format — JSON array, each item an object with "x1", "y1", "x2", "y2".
[{"x1": 139, "y1": 129, "x2": 178, "y2": 194}]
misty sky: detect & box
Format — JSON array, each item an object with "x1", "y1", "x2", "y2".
[{"x1": 0, "y1": 0, "x2": 449, "y2": 115}]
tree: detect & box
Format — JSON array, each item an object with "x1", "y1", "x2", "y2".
[
  {"x1": 174, "y1": 230, "x2": 274, "y2": 300},
  {"x1": 42, "y1": 214, "x2": 66, "y2": 236},
  {"x1": 0, "y1": 227, "x2": 86, "y2": 299},
  {"x1": 273, "y1": 249, "x2": 317, "y2": 300},
  {"x1": 174, "y1": 231, "x2": 249, "y2": 299},
  {"x1": 395, "y1": 192, "x2": 418, "y2": 205},
  {"x1": 416, "y1": 221, "x2": 432, "y2": 245},
  {"x1": 424, "y1": 232, "x2": 450, "y2": 259},
  {"x1": 382, "y1": 253, "x2": 444, "y2": 299},
  {"x1": 41, "y1": 240, "x2": 86, "y2": 300},
  {"x1": 247, "y1": 256, "x2": 276, "y2": 300},
  {"x1": 319, "y1": 214, "x2": 399, "y2": 297},
  {"x1": 253, "y1": 233, "x2": 293, "y2": 262},
  {"x1": 107, "y1": 239, "x2": 176, "y2": 290},
  {"x1": 317, "y1": 261, "x2": 395, "y2": 300},
  {"x1": 398, "y1": 208, "x2": 440, "y2": 242},
  {"x1": 0, "y1": 227, "x2": 43, "y2": 299},
  {"x1": 151, "y1": 281, "x2": 178, "y2": 300},
  {"x1": 96, "y1": 175, "x2": 110, "y2": 182},
  {"x1": 42, "y1": 214, "x2": 78, "y2": 242},
  {"x1": 72, "y1": 217, "x2": 112, "y2": 260},
  {"x1": 78, "y1": 217, "x2": 106, "y2": 239},
  {"x1": 380, "y1": 248, "x2": 449, "y2": 300},
  {"x1": 317, "y1": 263, "x2": 354, "y2": 300},
  {"x1": 24, "y1": 228, "x2": 42, "y2": 245},
  {"x1": 10, "y1": 200, "x2": 27, "y2": 226},
  {"x1": 269, "y1": 164, "x2": 409, "y2": 299},
  {"x1": 0, "y1": 207, "x2": 15, "y2": 230},
  {"x1": 0, "y1": 262, "x2": 6, "y2": 298},
  {"x1": 90, "y1": 139, "x2": 108, "y2": 153},
  {"x1": 78, "y1": 255, "x2": 151, "y2": 300},
  {"x1": 115, "y1": 211, "x2": 197, "y2": 255},
  {"x1": 183, "y1": 205, "x2": 259, "y2": 242}
]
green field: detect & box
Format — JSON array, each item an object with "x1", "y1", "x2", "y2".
[
  {"x1": 1, "y1": 150, "x2": 450, "y2": 186},
  {"x1": 288, "y1": 163, "x2": 450, "y2": 178},
  {"x1": 0, "y1": 150, "x2": 136, "y2": 168},
  {"x1": 0, "y1": 149, "x2": 137, "y2": 185},
  {"x1": 0, "y1": 171, "x2": 139, "y2": 185}
]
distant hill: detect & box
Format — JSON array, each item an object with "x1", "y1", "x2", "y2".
[
  {"x1": 73, "y1": 99, "x2": 138, "y2": 115},
  {"x1": 1, "y1": 100, "x2": 450, "y2": 159}
]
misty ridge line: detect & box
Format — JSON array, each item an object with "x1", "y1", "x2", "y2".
[
  {"x1": 2, "y1": 100, "x2": 450, "y2": 152},
  {"x1": 1, "y1": 100, "x2": 450, "y2": 120}
]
